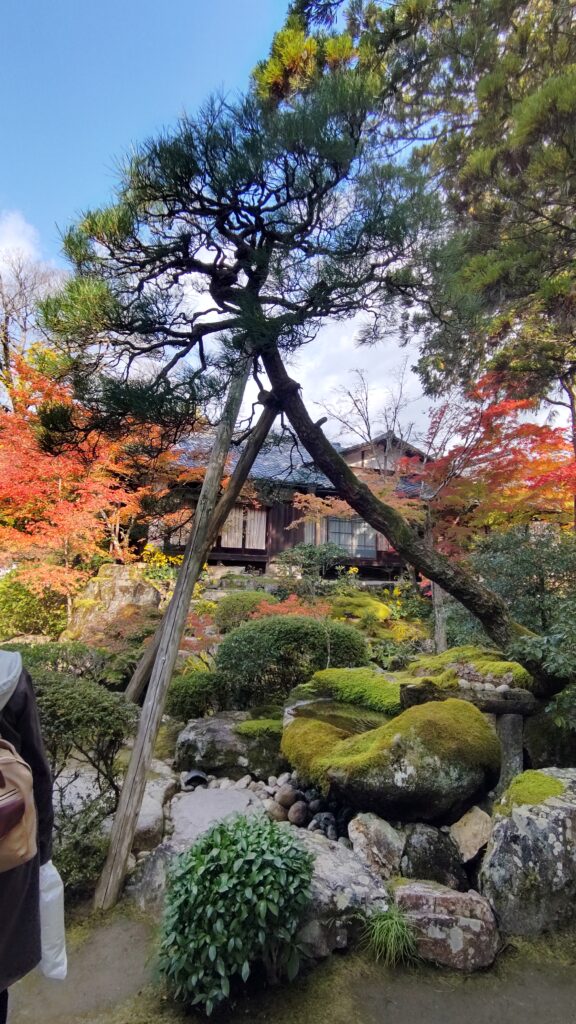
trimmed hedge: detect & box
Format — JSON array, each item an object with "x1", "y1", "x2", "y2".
[
  {"x1": 214, "y1": 591, "x2": 275, "y2": 633},
  {"x1": 165, "y1": 670, "x2": 228, "y2": 721},
  {"x1": 215, "y1": 615, "x2": 369, "y2": 706}
]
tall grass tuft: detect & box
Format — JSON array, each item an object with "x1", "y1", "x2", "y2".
[{"x1": 362, "y1": 904, "x2": 420, "y2": 968}]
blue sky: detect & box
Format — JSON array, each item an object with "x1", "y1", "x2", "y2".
[
  {"x1": 0, "y1": 0, "x2": 428, "y2": 433},
  {"x1": 0, "y1": 0, "x2": 288, "y2": 262}
]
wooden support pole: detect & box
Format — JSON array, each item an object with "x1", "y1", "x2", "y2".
[
  {"x1": 124, "y1": 398, "x2": 279, "y2": 704},
  {"x1": 94, "y1": 361, "x2": 270, "y2": 910}
]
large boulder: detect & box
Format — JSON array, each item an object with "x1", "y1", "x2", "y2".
[
  {"x1": 282, "y1": 699, "x2": 500, "y2": 823},
  {"x1": 65, "y1": 563, "x2": 161, "y2": 643},
  {"x1": 348, "y1": 812, "x2": 404, "y2": 880},
  {"x1": 449, "y1": 806, "x2": 492, "y2": 864},
  {"x1": 400, "y1": 824, "x2": 468, "y2": 891},
  {"x1": 174, "y1": 711, "x2": 287, "y2": 780},
  {"x1": 480, "y1": 768, "x2": 576, "y2": 935},
  {"x1": 394, "y1": 881, "x2": 499, "y2": 971},
  {"x1": 128, "y1": 788, "x2": 262, "y2": 914},
  {"x1": 133, "y1": 761, "x2": 179, "y2": 854},
  {"x1": 289, "y1": 830, "x2": 389, "y2": 958}
]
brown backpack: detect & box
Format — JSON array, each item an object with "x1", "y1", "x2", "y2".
[{"x1": 0, "y1": 737, "x2": 37, "y2": 873}]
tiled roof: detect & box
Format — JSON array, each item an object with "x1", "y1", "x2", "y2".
[{"x1": 180, "y1": 434, "x2": 332, "y2": 488}]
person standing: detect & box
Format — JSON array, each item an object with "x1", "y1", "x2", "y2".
[{"x1": 0, "y1": 650, "x2": 54, "y2": 1023}]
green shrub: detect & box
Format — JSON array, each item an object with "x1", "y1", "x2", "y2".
[
  {"x1": 2, "y1": 639, "x2": 142, "y2": 691},
  {"x1": 35, "y1": 672, "x2": 138, "y2": 786},
  {"x1": 0, "y1": 573, "x2": 66, "y2": 640},
  {"x1": 165, "y1": 670, "x2": 228, "y2": 721},
  {"x1": 215, "y1": 615, "x2": 369, "y2": 706},
  {"x1": 29, "y1": 667, "x2": 137, "y2": 899},
  {"x1": 214, "y1": 590, "x2": 275, "y2": 632},
  {"x1": 371, "y1": 637, "x2": 422, "y2": 671},
  {"x1": 276, "y1": 542, "x2": 349, "y2": 579},
  {"x1": 52, "y1": 803, "x2": 110, "y2": 900},
  {"x1": 158, "y1": 815, "x2": 313, "y2": 1015}
]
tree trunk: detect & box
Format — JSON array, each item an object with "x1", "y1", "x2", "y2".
[
  {"x1": 125, "y1": 397, "x2": 279, "y2": 703},
  {"x1": 94, "y1": 360, "x2": 266, "y2": 910},
  {"x1": 259, "y1": 345, "x2": 565, "y2": 688}
]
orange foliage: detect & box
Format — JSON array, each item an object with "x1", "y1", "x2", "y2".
[
  {"x1": 0, "y1": 357, "x2": 188, "y2": 596},
  {"x1": 251, "y1": 593, "x2": 331, "y2": 619}
]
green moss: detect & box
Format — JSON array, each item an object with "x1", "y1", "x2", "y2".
[
  {"x1": 402, "y1": 645, "x2": 533, "y2": 691},
  {"x1": 282, "y1": 698, "x2": 501, "y2": 788},
  {"x1": 329, "y1": 594, "x2": 391, "y2": 622},
  {"x1": 495, "y1": 769, "x2": 566, "y2": 816},
  {"x1": 234, "y1": 718, "x2": 284, "y2": 739},
  {"x1": 281, "y1": 719, "x2": 351, "y2": 786},
  {"x1": 293, "y1": 667, "x2": 401, "y2": 716},
  {"x1": 291, "y1": 700, "x2": 390, "y2": 734}
]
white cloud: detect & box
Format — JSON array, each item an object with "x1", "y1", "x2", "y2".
[
  {"x1": 0, "y1": 210, "x2": 41, "y2": 262},
  {"x1": 242, "y1": 317, "x2": 431, "y2": 443}
]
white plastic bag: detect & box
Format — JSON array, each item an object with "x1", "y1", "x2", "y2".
[{"x1": 39, "y1": 860, "x2": 67, "y2": 980}]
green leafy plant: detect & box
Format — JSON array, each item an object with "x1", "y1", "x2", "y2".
[
  {"x1": 361, "y1": 904, "x2": 420, "y2": 968},
  {"x1": 276, "y1": 542, "x2": 349, "y2": 580},
  {"x1": 371, "y1": 637, "x2": 422, "y2": 671},
  {"x1": 214, "y1": 590, "x2": 275, "y2": 633},
  {"x1": 158, "y1": 815, "x2": 313, "y2": 1015},
  {"x1": 215, "y1": 615, "x2": 369, "y2": 706},
  {"x1": 2, "y1": 639, "x2": 137, "y2": 690},
  {"x1": 546, "y1": 683, "x2": 576, "y2": 734},
  {"x1": 0, "y1": 572, "x2": 66, "y2": 640}
]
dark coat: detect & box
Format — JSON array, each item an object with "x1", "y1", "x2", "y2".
[{"x1": 0, "y1": 670, "x2": 54, "y2": 990}]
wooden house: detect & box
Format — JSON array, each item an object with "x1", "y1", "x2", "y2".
[{"x1": 165, "y1": 432, "x2": 426, "y2": 578}]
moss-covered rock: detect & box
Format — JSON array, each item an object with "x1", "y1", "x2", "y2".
[
  {"x1": 282, "y1": 698, "x2": 501, "y2": 823},
  {"x1": 175, "y1": 711, "x2": 288, "y2": 779},
  {"x1": 401, "y1": 645, "x2": 534, "y2": 691},
  {"x1": 480, "y1": 768, "x2": 576, "y2": 935},
  {"x1": 289, "y1": 700, "x2": 390, "y2": 735},
  {"x1": 291, "y1": 667, "x2": 402, "y2": 717},
  {"x1": 495, "y1": 769, "x2": 566, "y2": 816}
]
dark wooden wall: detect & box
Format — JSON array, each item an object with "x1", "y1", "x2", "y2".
[{"x1": 267, "y1": 502, "x2": 305, "y2": 556}]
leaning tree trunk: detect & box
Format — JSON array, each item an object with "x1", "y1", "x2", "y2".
[
  {"x1": 95, "y1": 360, "x2": 277, "y2": 910},
  {"x1": 259, "y1": 344, "x2": 564, "y2": 695}
]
